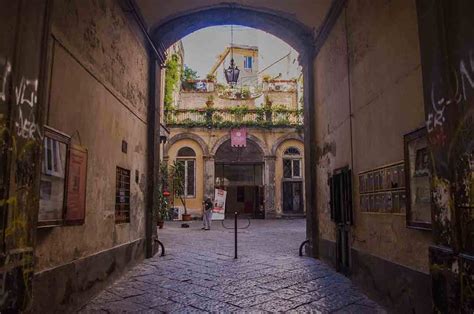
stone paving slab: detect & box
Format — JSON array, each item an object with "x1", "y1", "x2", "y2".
[{"x1": 80, "y1": 219, "x2": 385, "y2": 313}]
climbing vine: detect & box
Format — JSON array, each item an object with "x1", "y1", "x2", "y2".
[{"x1": 164, "y1": 54, "x2": 181, "y2": 111}]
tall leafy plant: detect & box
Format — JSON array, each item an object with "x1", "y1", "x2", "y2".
[
  {"x1": 157, "y1": 163, "x2": 170, "y2": 221},
  {"x1": 164, "y1": 54, "x2": 180, "y2": 111},
  {"x1": 170, "y1": 160, "x2": 187, "y2": 215}
]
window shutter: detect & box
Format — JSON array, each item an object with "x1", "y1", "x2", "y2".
[
  {"x1": 329, "y1": 176, "x2": 335, "y2": 221},
  {"x1": 344, "y1": 169, "x2": 353, "y2": 225}
]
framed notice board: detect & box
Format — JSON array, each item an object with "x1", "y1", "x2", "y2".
[{"x1": 64, "y1": 145, "x2": 88, "y2": 225}]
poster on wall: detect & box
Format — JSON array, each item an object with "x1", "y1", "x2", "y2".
[
  {"x1": 65, "y1": 145, "x2": 88, "y2": 225},
  {"x1": 212, "y1": 188, "x2": 227, "y2": 220}
]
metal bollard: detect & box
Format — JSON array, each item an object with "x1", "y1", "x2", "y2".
[{"x1": 234, "y1": 211, "x2": 238, "y2": 259}]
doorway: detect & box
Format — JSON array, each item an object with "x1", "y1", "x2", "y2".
[
  {"x1": 215, "y1": 163, "x2": 265, "y2": 219},
  {"x1": 329, "y1": 167, "x2": 353, "y2": 275},
  {"x1": 282, "y1": 181, "x2": 303, "y2": 214}
]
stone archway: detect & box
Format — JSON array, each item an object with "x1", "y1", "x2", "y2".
[
  {"x1": 271, "y1": 134, "x2": 304, "y2": 156},
  {"x1": 149, "y1": 4, "x2": 314, "y2": 54},
  {"x1": 210, "y1": 133, "x2": 270, "y2": 157},
  {"x1": 151, "y1": 5, "x2": 318, "y2": 256},
  {"x1": 164, "y1": 132, "x2": 210, "y2": 158}
]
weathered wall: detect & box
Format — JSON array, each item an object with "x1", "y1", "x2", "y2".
[
  {"x1": 33, "y1": 0, "x2": 150, "y2": 310},
  {"x1": 179, "y1": 92, "x2": 257, "y2": 109},
  {"x1": 166, "y1": 127, "x2": 303, "y2": 217},
  {"x1": 347, "y1": 0, "x2": 431, "y2": 274},
  {"x1": 314, "y1": 0, "x2": 432, "y2": 311},
  {"x1": 266, "y1": 91, "x2": 298, "y2": 109}
]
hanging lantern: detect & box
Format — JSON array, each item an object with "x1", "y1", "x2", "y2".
[
  {"x1": 224, "y1": 59, "x2": 240, "y2": 86},
  {"x1": 224, "y1": 25, "x2": 240, "y2": 86},
  {"x1": 163, "y1": 190, "x2": 171, "y2": 197}
]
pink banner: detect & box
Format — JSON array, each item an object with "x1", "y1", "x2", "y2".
[{"x1": 231, "y1": 128, "x2": 247, "y2": 147}]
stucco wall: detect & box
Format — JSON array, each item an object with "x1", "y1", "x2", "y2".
[
  {"x1": 314, "y1": 0, "x2": 432, "y2": 273},
  {"x1": 35, "y1": 0, "x2": 149, "y2": 272}
]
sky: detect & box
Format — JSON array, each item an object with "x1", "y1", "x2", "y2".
[{"x1": 180, "y1": 25, "x2": 301, "y2": 80}]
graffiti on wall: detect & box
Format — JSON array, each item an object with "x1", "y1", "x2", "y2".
[
  {"x1": 0, "y1": 54, "x2": 39, "y2": 311},
  {"x1": 14, "y1": 77, "x2": 41, "y2": 141},
  {"x1": 428, "y1": 51, "x2": 474, "y2": 144},
  {"x1": 0, "y1": 57, "x2": 11, "y2": 103}
]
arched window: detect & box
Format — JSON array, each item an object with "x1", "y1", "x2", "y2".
[
  {"x1": 176, "y1": 147, "x2": 196, "y2": 197},
  {"x1": 284, "y1": 147, "x2": 300, "y2": 156},
  {"x1": 283, "y1": 147, "x2": 301, "y2": 179},
  {"x1": 177, "y1": 147, "x2": 196, "y2": 157}
]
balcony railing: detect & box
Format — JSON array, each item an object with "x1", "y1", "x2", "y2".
[{"x1": 165, "y1": 108, "x2": 303, "y2": 128}]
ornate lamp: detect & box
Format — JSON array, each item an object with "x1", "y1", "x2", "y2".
[{"x1": 224, "y1": 25, "x2": 240, "y2": 86}]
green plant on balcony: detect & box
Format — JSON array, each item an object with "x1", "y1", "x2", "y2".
[
  {"x1": 206, "y1": 74, "x2": 216, "y2": 82},
  {"x1": 213, "y1": 112, "x2": 224, "y2": 123},
  {"x1": 206, "y1": 95, "x2": 214, "y2": 108},
  {"x1": 241, "y1": 87, "x2": 251, "y2": 99},
  {"x1": 229, "y1": 105, "x2": 249, "y2": 122}
]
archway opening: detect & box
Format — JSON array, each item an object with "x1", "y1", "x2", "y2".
[
  {"x1": 215, "y1": 139, "x2": 264, "y2": 219},
  {"x1": 154, "y1": 5, "x2": 315, "y2": 254}
]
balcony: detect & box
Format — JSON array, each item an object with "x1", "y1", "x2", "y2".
[{"x1": 165, "y1": 107, "x2": 303, "y2": 129}]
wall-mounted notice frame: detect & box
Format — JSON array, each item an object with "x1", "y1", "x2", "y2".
[
  {"x1": 359, "y1": 161, "x2": 406, "y2": 214},
  {"x1": 404, "y1": 127, "x2": 432, "y2": 230},
  {"x1": 64, "y1": 145, "x2": 88, "y2": 225},
  {"x1": 38, "y1": 126, "x2": 70, "y2": 227}
]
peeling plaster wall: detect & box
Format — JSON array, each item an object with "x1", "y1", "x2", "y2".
[
  {"x1": 315, "y1": 0, "x2": 432, "y2": 273},
  {"x1": 35, "y1": 0, "x2": 149, "y2": 272}
]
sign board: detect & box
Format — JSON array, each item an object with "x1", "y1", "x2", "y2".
[
  {"x1": 231, "y1": 128, "x2": 246, "y2": 147},
  {"x1": 65, "y1": 145, "x2": 88, "y2": 224},
  {"x1": 212, "y1": 188, "x2": 227, "y2": 220}
]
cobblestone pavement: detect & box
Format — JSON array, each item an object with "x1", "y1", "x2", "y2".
[{"x1": 81, "y1": 219, "x2": 385, "y2": 313}]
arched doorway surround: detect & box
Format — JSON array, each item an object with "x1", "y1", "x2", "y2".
[
  {"x1": 213, "y1": 139, "x2": 268, "y2": 218},
  {"x1": 151, "y1": 4, "x2": 318, "y2": 255}
]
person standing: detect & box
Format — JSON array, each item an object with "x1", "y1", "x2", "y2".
[{"x1": 202, "y1": 197, "x2": 213, "y2": 230}]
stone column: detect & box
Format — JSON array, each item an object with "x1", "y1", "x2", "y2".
[
  {"x1": 203, "y1": 156, "x2": 215, "y2": 199},
  {"x1": 264, "y1": 156, "x2": 276, "y2": 218}
]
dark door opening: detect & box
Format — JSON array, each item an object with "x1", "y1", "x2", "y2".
[
  {"x1": 329, "y1": 167, "x2": 353, "y2": 275},
  {"x1": 215, "y1": 163, "x2": 264, "y2": 219},
  {"x1": 283, "y1": 181, "x2": 304, "y2": 215},
  {"x1": 225, "y1": 185, "x2": 264, "y2": 219}
]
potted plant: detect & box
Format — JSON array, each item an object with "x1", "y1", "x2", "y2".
[
  {"x1": 264, "y1": 95, "x2": 273, "y2": 122},
  {"x1": 157, "y1": 163, "x2": 170, "y2": 228},
  {"x1": 170, "y1": 160, "x2": 192, "y2": 222},
  {"x1": 205, "y1": 95, "x2": 214, "y2": 108}
]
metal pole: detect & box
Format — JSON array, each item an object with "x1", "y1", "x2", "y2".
[{"x1": 234, "y1": 211, "x2": 238, "y2": 259}]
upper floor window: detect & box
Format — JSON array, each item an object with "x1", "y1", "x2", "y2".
[
  {"x1": 177, "y1": 147, "x2": 196, "y2": 197},
  {"x1": 115, "y1": 167, "x2": 131, "y2": 223},
  {"x1": 283, "y1": 147, "x2": 302, "y2": 179},
  {"x1": 244, "y1": 56, "x2": 253, "y2": 70}
]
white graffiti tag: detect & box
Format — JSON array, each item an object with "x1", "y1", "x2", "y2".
[
  {"x1": 0, "y1": 56, "x2": 12, "y2": 103},
  {"x1": 427, "y1": 51, "x2": 474, "y2": 133},
  {"x1": 15, "y1": 77, "x2": 38, "y2": 107},
  {"x1": 14, "y1": 77, "x2": 42, "y2": 140}
]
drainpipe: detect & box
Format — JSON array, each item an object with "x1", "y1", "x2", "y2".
[
  {"x1": 124, "y1": 0, "x2": 165, "y2": 258},
  {"x1": 301, "y1": 47, "x2": 319, "y2": 258}
]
